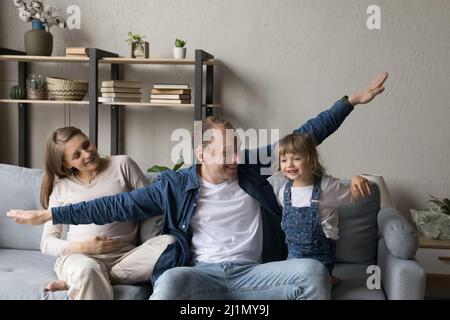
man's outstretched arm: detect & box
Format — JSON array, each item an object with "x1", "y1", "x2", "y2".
[
  {"x1": 8, "y1": 179, "x2": 166, "y2": 226},
  {"x1": 295, "y1": 72, "x2": 388, "y2": 145},
  {"x1": 246, "y1": 72, "x2": 388, "y2": 175}
]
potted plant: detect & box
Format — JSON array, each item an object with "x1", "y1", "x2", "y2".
[
  {"x1": 13, "y1": 0, "x2": 67, "y2": 56},
  {"x1": 126, "y1": 32, "x2": 149, "y2": 59},
  {"x1": 147, "y1": 155, "x2": 184, "y2": 173},
  {"x1": 410, "y1": 194, "x2": 450, "y2": 240},
  {"x1": 173, "y1": 38, "x2": 187, "y2": 59}
]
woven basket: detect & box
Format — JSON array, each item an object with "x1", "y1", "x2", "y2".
[{"x1": 47, "y1": 77, "x2": 88, "y2": 101}]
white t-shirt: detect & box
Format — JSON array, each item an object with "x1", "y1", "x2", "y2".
[
  {"x1": 41, "y1": 155, "x2": 149, "y2": 257},
  {"x1": 190, "y1": 177, "x2": 263, "y2": 264},
  {"x1": 278, "y1": 175, "x2": 352, "y2": 240}
]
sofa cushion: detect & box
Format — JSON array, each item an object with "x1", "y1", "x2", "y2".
[
  {"x1": 332, "y1": 263, "x2": 386, "y2": 300},
  {"x1": 0, "y1": 164, "x2": 44, "y2": 250},
  {"x1": 0, "y1": 249, "x2": 151, "y2": 300},
  {"x1": 335, "y1": 183, "x2": 380, "y2": 265}
]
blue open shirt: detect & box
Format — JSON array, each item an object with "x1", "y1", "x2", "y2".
[{"x1": 52, "y1": 97, "x2": 354, "y2": 285}]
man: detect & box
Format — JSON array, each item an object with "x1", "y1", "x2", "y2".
[{"x1": 9, "y1": 72, "x2": 388, "y2": 299}]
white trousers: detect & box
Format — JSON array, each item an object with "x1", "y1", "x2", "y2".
[{"x1": 54, "y1": 234, "x2": 175, "y2": 300}]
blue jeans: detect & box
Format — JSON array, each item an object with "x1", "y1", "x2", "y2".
[{"x1": 150, "y1": 258, "x2": 331, "y2": 300}]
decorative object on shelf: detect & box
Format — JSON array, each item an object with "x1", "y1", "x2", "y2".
[
  {"x1": 147, "y1": 154, "x2": 184, "y2": 173},
  {"x1": 26, "y1": 73, "x2": 47, "y2": 100},
  {"x1": 411, "y1": 195, "x2": 450, "y2": 240},
  {"x1": 9, "y1": 85, "x2": 27, "y2": 100},
  {"x1": 360, "y1": 174, "x2": 394, "y2": 208},
  {"x1": 13, "y1": 0, "x2": 67, "y2": 56},
  {"x1": 46, "y1": 77, "x2": 88, "y2": 101},
  {"x1": 126, "y1": 32, "x2": 149, "y2": 59},
  {"x1": 173, "y1": 38, "x2": 187, "y2": 59}
]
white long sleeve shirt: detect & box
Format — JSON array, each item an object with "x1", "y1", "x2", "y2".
[{"x1": 40, "y1": 155, "x2": 148, "y2": 257}]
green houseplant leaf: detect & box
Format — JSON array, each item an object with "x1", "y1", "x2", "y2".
[
  {"x1": 147, "y1": 155, "x2": 184, "y2": 173},
  {"x1": 147, "y1": 165, "x2": 171, "y2": 173},
  {"x1": 175, "y1": 38, "x2": 186, "y2": 48}
]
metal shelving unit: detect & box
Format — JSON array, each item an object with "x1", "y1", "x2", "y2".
[{"x1": 0, "y1": 48, "x2": 219, "y2": 167}]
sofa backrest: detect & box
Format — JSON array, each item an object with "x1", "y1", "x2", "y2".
[
  {"x1": 0, "y1": 164, "x2": 44, "y2": 250},
  {"x1": 0, "y1": 164, "x2": 163, "y2": 251}
]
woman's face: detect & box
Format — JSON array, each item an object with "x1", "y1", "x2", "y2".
[{"x1": 63, "y1": 134, "x2": 99, "y2": 173}]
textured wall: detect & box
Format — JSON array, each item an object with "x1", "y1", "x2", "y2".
[{"x1": 1, "y1": 0, "x2": 449, "y2": 218}]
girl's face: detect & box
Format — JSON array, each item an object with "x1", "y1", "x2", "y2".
[
  {"x1": 280, "y1": 153, "x2": 313, "y2": 181},
  {"x1": 63, "y1": 134, "x2": 99, "y2": 173}
]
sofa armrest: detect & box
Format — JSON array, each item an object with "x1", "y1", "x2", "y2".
[
  {"x1": 378, "y1": 207, "x2": 418, "y2": 259},
  {"x1": 377, "y1": 238, "x2": 426, "y2": 300}
]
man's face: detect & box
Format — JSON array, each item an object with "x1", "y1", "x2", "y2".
[{"x1": 200, "y1": 128, "x2": 239, "y2": 182}]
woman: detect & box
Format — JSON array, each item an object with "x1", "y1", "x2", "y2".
[{"x1": 39, "y1": 127, "x2": 174, "y2": 300}]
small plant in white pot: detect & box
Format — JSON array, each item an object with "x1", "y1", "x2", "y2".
[{"x1": 173, "y1": 38, "x2": 187, "y2": 59}]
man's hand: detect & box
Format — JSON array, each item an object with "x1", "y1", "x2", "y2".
[
  {"x1": 350, "y1": 175, "x2": 372, "y2": 201},
  {"x1": 69, "y1": 236, "x2": 122, "y2": 255},
  {"x1": 7, "y1": 209, "x2": 52, "y2": 225},
  {"x1": 348, "y1": 72, "x2": 388, "y2": 106}
]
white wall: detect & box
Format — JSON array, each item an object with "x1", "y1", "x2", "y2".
[{"x1": 1, "y1": 0, "x2": 449, "y2": 218}]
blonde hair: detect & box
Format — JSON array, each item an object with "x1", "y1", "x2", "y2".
[
  {"x1": 278, "y1": 133, "x2": 325, "y2": 177},
  {"x1": 40, "y1": 127, "x2": 102, "y2": 209}
]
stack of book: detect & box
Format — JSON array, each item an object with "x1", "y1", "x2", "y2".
[
  {"x1": 65, "y1": 47, "x2": 89, "y2": 58},
  {"x1": 99, "y1": 81, "x2": 143, "y2": 103},
  {"x1": 150, "y1": 84, "x2": 191, "y2": 104}
]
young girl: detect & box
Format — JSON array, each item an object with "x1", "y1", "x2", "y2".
[
  {"x1": 275, "y1": 133, "x2": 371, "y2": 285},
  {"x1": 39, "y1": 127, "x2": 174, "y2": 299}
]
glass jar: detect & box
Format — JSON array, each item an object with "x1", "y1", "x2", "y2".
[
  {"x1": 133, "y1": 42, "x2": 145, "y2": 58},
  {"x1": 26, "y1": 74, "x2": 47, "y2": 100}
]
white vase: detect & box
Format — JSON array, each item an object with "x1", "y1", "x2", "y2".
[{"x1": 173, "y1": 47, "x2": 186, "y2": 59}]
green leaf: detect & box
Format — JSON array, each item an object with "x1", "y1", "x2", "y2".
[
  {"x1": 147, "y1": 165, "x2": 171, "y2": 173},
  {"x1": 172, "y1": 159, "x2": 184, "y2": 172}
]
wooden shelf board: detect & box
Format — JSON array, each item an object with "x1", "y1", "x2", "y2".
[
  {"x1": 419, "y1": 235, "x2": 450, "y2": 249},
  {"x1": 100, "y1": 58, "x2": 218, "y2": 65},
  {"x1": 0, "y1": 99, "x2": 88, "y2": 104},
  {"x1": 0, "y1": 55, "x2": 219, "y2": 65},
  {"x1": 0, "y1": 99, "x2": 221, "y2": 108},
  {"x1": 0, "y1": 55, "x2": 89, "y2": 63}
]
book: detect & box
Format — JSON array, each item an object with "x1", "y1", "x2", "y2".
[
  {"x1": 153, "y1": 84, "x2": 189, "y2": 89},
  {"x1": 101, "y1": 81, "x2": 142, "y2": 88},
  {"x1": 65, "y1": 54, "x2": 88, "y2": 58},
  {"x1": 150, "y1": 94, "x2": 191, "y2": 100},
  {"x1": 65, "y1": 47, "x2": 88, "y2": 55},
  {"x1": 150, "y1": 99, "x2": 191, "y2": 104},
  {"x1": 99, "y1": 97, "x2": 142, "y2": 103},
  {"x1": 151, "y1": 89, "x2": 191, "y2": 95},
  {"x1": 101, "y1": 87, "x2": 141, "y2": 93},
  {"x1": 101, "y1": 92, "x2": 142, "y2": 98}
]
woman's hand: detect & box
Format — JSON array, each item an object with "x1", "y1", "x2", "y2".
[
  {"x1": 7, "y1": 209, "x2": 52, "y2": 225},
  {"x1": 348, "y1": 72, "x2": 388, "y2": 106},
  {"x1": 350, "y1": 175, "x2": 372, "y2": 201},
  {"x1": 69, "y1": 236, "x2": 122, "y2": 255}
]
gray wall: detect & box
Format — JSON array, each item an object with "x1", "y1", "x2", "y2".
[{"x1": 1, "y1": 0, "x2": 449, "y2": 218}]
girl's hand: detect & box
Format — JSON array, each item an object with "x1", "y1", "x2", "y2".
[
  {"x1": 350, "y1": 176, "x2": 372, "y2": 201},
  {"x1": 69, "y1": 236, "x2": 122, "y2": 255},
  {"x1": 7, "y1": 209, "x2": 52, "y2": 225},
  {"x1": 348, "y1": 72, "x2": 388, "y2": 106}
]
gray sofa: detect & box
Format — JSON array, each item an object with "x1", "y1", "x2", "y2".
[{"x1": 0, "y1": 164, "x2": 426, "y2": 300}]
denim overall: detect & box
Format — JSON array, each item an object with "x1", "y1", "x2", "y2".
[{"x1": 282, "y1": 176, "x2": 336, "y2": 274}]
